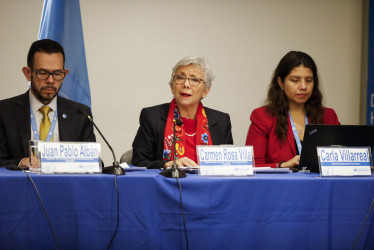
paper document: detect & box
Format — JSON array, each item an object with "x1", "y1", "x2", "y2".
[
  {"x1": 253, "y1": 167, "x2": 291, "y2": 173},
  {"x1": 165, "y1": 166, "x2": 199, "y2": 173},
  {"x1": 119, "y1": 162, "x2": 147, "y2": 171}
]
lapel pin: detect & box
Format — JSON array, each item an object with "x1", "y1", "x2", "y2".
[{"x1": 62, "y1": 114, "x2": 67, "y2": 119}]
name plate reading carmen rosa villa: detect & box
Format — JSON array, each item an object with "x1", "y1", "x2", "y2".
[
  {"x1": 197, "y1": 145, "x2": 254, "y2": 176},
  {"x1": 38, "y1": 142, "x2": 101, "y2": 174},
  {"x1": 317, "y1": 146, "x2": 372, "y2": 176}
]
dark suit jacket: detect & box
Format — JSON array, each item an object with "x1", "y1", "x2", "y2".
[
  {"x1": 0, "y1": 91, "x2": 96, "y2": 166},
  {"x1": 245, "y1": 106, "x2": 340, "y2": 168},
  {"x1": 132, "y1": 103, "x2": 234, "y2": 169}
]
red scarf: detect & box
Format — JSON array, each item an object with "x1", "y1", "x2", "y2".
[{"x1": 163, "y1": 99, "x2": 212, "y2": 161}]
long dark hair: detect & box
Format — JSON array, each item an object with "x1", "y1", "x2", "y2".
[{"x1": 266, "y1": 51, "x2": 324, "y2": 140}]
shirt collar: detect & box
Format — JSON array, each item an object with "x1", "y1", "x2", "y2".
[{"x1": 29, "y1": 89, "x2": 57, "y2": 112}]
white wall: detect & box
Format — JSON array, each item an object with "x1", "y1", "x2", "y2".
[{"x1": 0, "y1": 0, "x2": 363, "y2": 165}]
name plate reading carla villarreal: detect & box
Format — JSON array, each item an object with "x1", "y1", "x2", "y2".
[
  {"x1": 317, "y1": 146, "x2": 372, "y2": 176},
  {"x1": 197, "y1": 145, "x2": 254, "y2": 176},
  {"x1": 38, "y1": 142, "x2": 101, "y2": 174}
]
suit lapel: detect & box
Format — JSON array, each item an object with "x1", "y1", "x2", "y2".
[
  {"x1": 57, "y1": 97, "x2": 70, "y2": 141},
  {"x1": 205, "y1": 109, "x2": 218, "y2": 144},
  {"x1": 157, "y1": 104, "x2": 169, "y2": 157},
  {"x1": 16, "y1": 92, "x2": 31, "y2": 155},
  {"x1": 160, "y1": 104, "x2": 168, "y2": 123},
  {"x1": 160, "y1": 104, "x2": 168, "y2": 137}
]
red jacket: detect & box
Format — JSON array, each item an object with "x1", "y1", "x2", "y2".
[{"x1": 245, "y1": 106, "x2": 340, "y2": 168}]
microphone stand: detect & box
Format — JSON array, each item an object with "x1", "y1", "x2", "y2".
[
  {"x1": 81, "y1": 111, "x2": 124, "y2": 175},
  {"x1": 160, "y1": 119, "x2": 186, "y2": 178}
]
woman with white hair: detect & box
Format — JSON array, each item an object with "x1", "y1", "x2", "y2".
[{"x1": 132, "y1": 56, "x2": 233, "y2": 169}]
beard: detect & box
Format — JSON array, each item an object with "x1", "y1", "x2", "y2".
[{"x1": 30, "y1": 79, "x2": 60, "y2": 104}]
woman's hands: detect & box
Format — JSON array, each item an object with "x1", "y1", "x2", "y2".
[
  {"x1": 164, "y1": 157, "x2": 198, "y2": 168},
  {"x1": 279, "y1": 155, "x2": 300, "y2": 169}
]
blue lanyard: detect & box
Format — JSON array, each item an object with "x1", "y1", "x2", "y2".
[
  {"x1": 289, "y1": 112, "x2": 308, "y2": 154},
  {"x1": 30, "y1": 103, "x2": 58, "y2": 141}
]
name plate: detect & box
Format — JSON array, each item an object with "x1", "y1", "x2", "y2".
[
  {"x1": 197, "y1": 146, "x2": 254, "y2": 176},
  {"x1": 317, "y1": 146, "x2": 372, "y2": 176},
  {"x1": 38, "y1": 142, "x2": 101, "y2": 174}
]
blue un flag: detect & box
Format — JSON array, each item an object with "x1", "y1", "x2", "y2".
[{"x1": 38, "y1": 0, "x2": 91, "y2": 107}]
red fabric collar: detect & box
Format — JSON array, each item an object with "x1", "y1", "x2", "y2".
[{"x1": 162, "y1": 99, "x2": 212, "y2": 161}]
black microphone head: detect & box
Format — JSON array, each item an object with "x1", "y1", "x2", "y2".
[
  {"x1": 176, "y1": 119, "x2": 183, "y2": 127},
  {"x1": 77, "y1": 109, "x2": 93, "y2": 121}
]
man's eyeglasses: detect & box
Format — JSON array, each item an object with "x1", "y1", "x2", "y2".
[
  {"x1": 173, "y1": 75, "x2": 205, "y2": 87},
  {"x1": 34, "y1": 69, "x2": 66, "y2": 80}
]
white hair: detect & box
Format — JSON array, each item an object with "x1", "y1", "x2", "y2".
[{"x1": 169, "y1": 56, "x2": 215, "y2": 89}]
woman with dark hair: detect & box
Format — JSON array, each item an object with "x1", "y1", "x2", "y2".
[{"x1": 245, "y1": 51, "x2": 340, "y2": 169}]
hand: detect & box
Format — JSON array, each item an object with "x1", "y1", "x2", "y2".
[
  {"x1": 164, "y1": 157, "x2": 198, "y2": 168},
  {"x1": 19, "y1": 158, "x2": 31, "y2": 168},
  {"x1": 280, "y1": 155, "x2": 300, "y2": 169}
]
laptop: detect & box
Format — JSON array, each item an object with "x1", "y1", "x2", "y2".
[{"x1": 299, "y1": 125, "x2": 374, "y2": 173}]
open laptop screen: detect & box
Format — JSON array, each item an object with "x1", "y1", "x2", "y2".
[{"x1": 299, "y1": 125, "x2": 374, "y2": 173}]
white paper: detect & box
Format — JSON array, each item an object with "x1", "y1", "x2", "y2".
[
  {"x1": 317, "y1": 147, "x2": 372, "y2": 176},
  {"x1": 38, "y1": 142, "x2": 101, "y2": 174},
  {"x1": 119, "y1": 162, "x2": 147, "y2": 171},
  {"x1": 197, "y1": 145, "x2": 255, "y2": 176},
  {"x1": 253, "y1": 167, "x2": 292, "y2": 173}
]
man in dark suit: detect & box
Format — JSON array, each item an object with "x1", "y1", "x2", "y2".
[{"x1": 0, "y1": 39, "x2": 96, "y2": 167}]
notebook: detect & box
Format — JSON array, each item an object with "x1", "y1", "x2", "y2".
[{"x1": 298, "y1": 125, "x2": 374, "y2": 173}]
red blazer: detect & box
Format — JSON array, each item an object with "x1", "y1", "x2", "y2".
[{"x1": 245, "y1": 106, "x2": 340, "y2": 168}]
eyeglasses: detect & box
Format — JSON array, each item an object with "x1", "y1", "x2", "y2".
[
  {"x1": 34, "y1": 69, "x2": 66, "y2": 80},
  {"x1": 173, "y1": 75, "x2": 205, "y2": 87}
]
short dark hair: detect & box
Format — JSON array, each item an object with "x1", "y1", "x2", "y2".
[{"x1": 27, "y1": 39, "x2": 65, "y2": 69}]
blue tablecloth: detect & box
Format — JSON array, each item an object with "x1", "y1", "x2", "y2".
[{"x1": 0, "y1": 167, "x2": 373, "y2": 249}]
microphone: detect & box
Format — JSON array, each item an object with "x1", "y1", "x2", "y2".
[
  {"x1": 78, "y1": 109, "x2": 125, "y2": 175},
  {"x1": 160, "y1": 118, "x2": 186, "y2": 178}
]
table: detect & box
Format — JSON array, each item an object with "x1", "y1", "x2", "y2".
[{"x1": 0, "y1": 167, "x2": 373, "y2": 249}]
